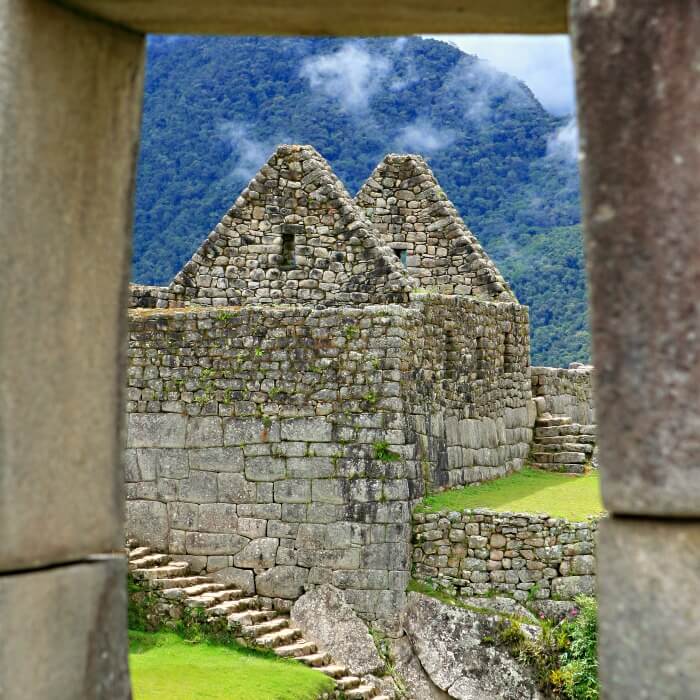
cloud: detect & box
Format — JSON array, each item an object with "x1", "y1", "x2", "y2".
[
  {"x1": 300, "y1": 43, "x2": 391, "y2": 113},
  {"x1": 424, "y1": 34, "x2": 575, "y2": 116},
  {"x1": 218, "y1": 121, "x2": 281, "y2": 182},
  {"x1": 395, "y1": 119, "x2": 453, "y2": 154},
  {"x1": 546, "y1": 118, "x2": 579, "y2": 162},
  {"x1": 443, "y1": 56, "x2": 531, "y2": 126}
]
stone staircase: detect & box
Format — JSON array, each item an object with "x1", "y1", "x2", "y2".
[
  {"x1": 128, "y1": 544, "x2": 389, "y2": 700},
  {"x1": 529, "y1": 414, "x2": 596, "y2": 473}
]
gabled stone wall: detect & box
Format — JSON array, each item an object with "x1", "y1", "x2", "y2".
[
  {"x1": 355, "y1": 154, "x2": 515, "y2": 302},
  {"x1": 155, "y1": 145, "x2": 414, "y2": 309}
]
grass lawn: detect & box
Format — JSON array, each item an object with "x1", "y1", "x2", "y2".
[
  {"x1": 417, "y1": 468, "x2": 604, "y2": 521},
  {"x1": 129, "y1": 631, "x2": 334, "y2": 700}
]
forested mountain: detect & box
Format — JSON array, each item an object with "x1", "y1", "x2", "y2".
[{"x1": 134, "y1": 35, "x2": 590, "y2": 366}]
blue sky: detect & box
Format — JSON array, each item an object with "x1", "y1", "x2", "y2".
[{"x1": 424, "y1": 35, "x2": 575, "y2": 116}]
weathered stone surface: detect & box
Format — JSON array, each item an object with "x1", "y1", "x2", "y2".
[
  {"x1": 573, "y1": 0, "x2": 700, "y2": 515},
  {"x1": 138, "y1": 448, "x2": 189, "y2": 479},
  {"x1": 460, "y1": 596, "x2": 537, "y2": 623},
  {"x1": 213, "y1": 566, "x2": 255, "y2": 594},
  {"x1": 551, "y1": 575, "x2": 595, "y2": 599},
  {"x1": 126, "y1": 500, "x2": 168, "y2": 549},
  {"x1": 402, "y1": 592, "x2": 543, "y2": 699},
  {"x1": 281, "y1": 418, "x2": 333, "y2": 442},
  {"x1": 217, "y1": 473, "x2": 256, "y2": 503},
  {"x1": 597, "y1": 518, "x2": 700, "y2": 699},
  {"x1": 189, "y1": 447, "x2": 243, "y2": 472},
  {"x1": 291, "y1": 584, "x2": 384, "y2": 675},
  {"x1": 0, "y1": 557, "x2": 130, "y2": 699},
  {"x1": 186, "y1": 417, "x2": 223, "y2": 447},
  {"x1": 128, "y1": 413, "x2": 187, "y2": 449},
  {"x1": 391, "y1": 635, "x2": 451, "y2": 700},
  {"x1": 198, "y1": 503, "x2": 238, "y2": 533},
  {"x1": 234, "y1": 537, "x2": 279, "y2": 569},
  {"x1": 0, "y1": 0, "x2": 144, "y2": 573},
  {"x1": 256, "y1": 565, "x2": 308, "y2": 599},
  {"x1": 185, "y1": 531, "x2": 248, "y2": 556}
]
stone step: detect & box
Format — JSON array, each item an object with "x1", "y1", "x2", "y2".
[
  {"x1": 228, "y1": 609, "x2": 276, "y2": 627},
  {"x1": 161, "y1": 584, "x2": 217, "y2": 601},
  {"x1": 297, "y1": 652, "x2": 331, "y2": 667},
  {"x1": 132, "y1": 562, "x2": 189, "y2": 580},
  {"x1": 185, "y1": 587, "x2": 242, "y2": 607},
  {"x1": 150, "y1": 576, "x2": 212, "y2": 590},
  {"x1": 128, "y1": 553, "x2": 170, "y2": 570},
  {"x1": 209, "y1": 597, "x2": 258, "y2": 616},
  {"x1": 531, "y1": 451, "x2": 587, "y2": 464},
  {"x1": 535, "y1": 416, "x2": 572, "y2": 427},
  {"x1": 128, "y1": 546, "x2": 151, "y2": 561},
  {"x1": 273, "y1": 640, "x2": 317, "y2": 658},
  {"x1": 257, "y1": 627, "x2": 302, "y2": 649},
  {"x1": 243, "y1": 617, "x2": 289, "y2": 638},
  {"x1": 344, "y1": 681, "x2": 376, "y2": 698},
  {"x1": 533, "y1": 442, "x2": 594, "y2": 454},
  {"x1": 531, "y1": 462, "x2": 587, "y2": 474},
  {"x1": 317, "y1": 664, "x2": 349, "y2": 679},
  {"x1": 335, "y1": 676, "x2": 361, "y2": 691},
  {"x1": 535, "y1": 435, "x2": 589, "y2": 445}
]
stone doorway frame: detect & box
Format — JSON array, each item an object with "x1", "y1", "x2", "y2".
[{"x1": 2, "y1": 1, "x2": 698, "y2": 697}]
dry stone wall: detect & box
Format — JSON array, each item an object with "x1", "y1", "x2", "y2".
[
  {"x1": 531, "y1": 365, "x2": 594, "y2": 425},
  {"x1": 125, "y1": 295, "x2": 533, "y2": 622},
  {"x1": 412, "y1": 509, "x2": 598, "y2": 602}
]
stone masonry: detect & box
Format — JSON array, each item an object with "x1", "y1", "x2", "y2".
[
  {"x1": 126, "y1": 144, "x2": 594, "y2": 624},
  {"x1": 412, "y1": 509, "x2": 598, "y2": 602}
]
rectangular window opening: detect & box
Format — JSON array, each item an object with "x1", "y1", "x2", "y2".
[
  {"x1": 392, "y1": 248, "x2": 408, "y2": 267},
  {"x1": 281, "y1": 232, "x2": 295, "y2": 270}
]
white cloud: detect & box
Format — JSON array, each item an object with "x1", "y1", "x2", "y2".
[
  {"x1": 219, "y1": 121, "x2": 280, "y2": 182},
  {"x1": 546, "y1": 117, "x2": 579, "y2": 162},
  {"x1": 424, "y1": 34, "x2": 575, "y2": 116},
  {"x1": 395, "y1": 119, "x2": 453, "y2": 154},
  {"x1": 300, "y1": 42, "x2": 391, "y2": 113},
  {"x1": 443, "y1": 56, "x2": 531, "y2": 125}
]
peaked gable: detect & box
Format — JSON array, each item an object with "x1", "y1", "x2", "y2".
[
  {"x1": 166, "y1": 145, "x2": 413, "y2": 307},
  {"x1": 355, "y1": 154, "x2": 516, "y2": 302}
]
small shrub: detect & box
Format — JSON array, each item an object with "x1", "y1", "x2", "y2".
[
  {"x1": 344, "y1": 325, "x2": 360, "y2": 340},
  {"x1": 373, "y1": 440, "x2": 401, "y2": 462},
  {"x1": 558, "y1": 596, "x2": 598, "y2": 700}
]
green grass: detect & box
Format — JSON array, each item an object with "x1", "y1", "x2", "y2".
[
  {"x1": 129, "y1": 631, "x2": 334, "y2": 700},
  {"x1": 418, "y1": 468, "x2": 604, "y2": 521}
]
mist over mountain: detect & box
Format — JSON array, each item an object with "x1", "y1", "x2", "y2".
[{"x1": 133, "y1": 35, "x2": 589, "y2": 366}]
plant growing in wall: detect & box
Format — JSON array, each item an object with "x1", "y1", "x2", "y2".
[{"x1": 373, "y1": 440, "x2": 400, "y2": 462}]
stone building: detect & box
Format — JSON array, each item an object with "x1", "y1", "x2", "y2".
[{"x1": 125, "y1": 144, "x2": 585, "y2": 625}]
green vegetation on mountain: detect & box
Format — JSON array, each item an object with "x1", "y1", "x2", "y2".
[{"x1": 134, "y1": 35, "x2": 589, "y2": 366}]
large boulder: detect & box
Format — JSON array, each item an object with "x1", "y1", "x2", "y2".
[
  {"x1": 291, "y1": 584, "x2": 384, "y2": 676},
  {"x1": 402, "y1": 592, "x2": 543, "y2": 700},
  {"x1": 390, "y1": 635, "x2": 451, "y2": 700}
]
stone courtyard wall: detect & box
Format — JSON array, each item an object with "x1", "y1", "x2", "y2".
[
  {"x1": 125, "y1": 295, "x2": 532, "y2": 621},
  {"x1": 531, "y1": 365, "x2": 594, "y2": 424},
  {"x1": 407, "y1": 293, "x2": 533, "y2": 490},
  {"x1": 412, "y1": 509, "x2": 598, "y2": 602}
]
